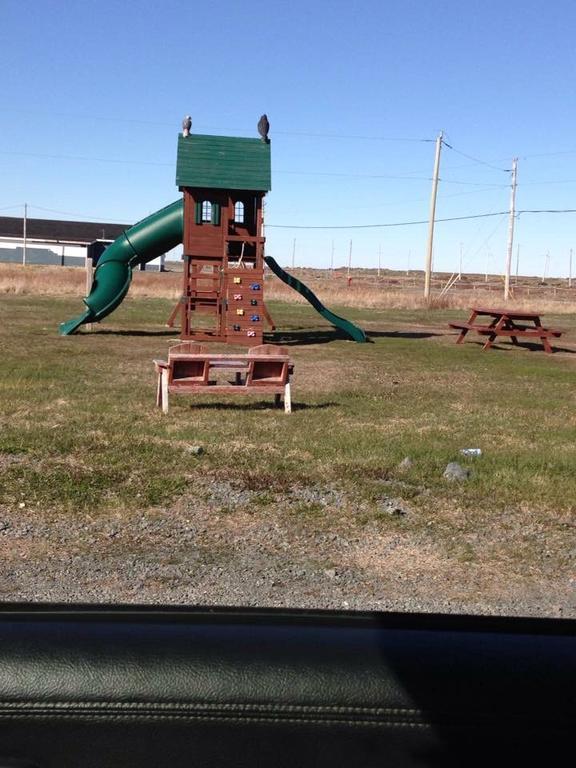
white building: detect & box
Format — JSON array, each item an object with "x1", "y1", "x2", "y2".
[{"x1": 0, "y1": 215, "x2": 169, "y2": 270}]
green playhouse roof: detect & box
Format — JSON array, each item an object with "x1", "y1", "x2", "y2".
[{"x1": 176, "y1": 134, "x2": 271, "y2": 191}]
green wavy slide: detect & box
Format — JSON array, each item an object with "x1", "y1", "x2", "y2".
[
  {"x1": 263, "y1": 255, "x2": 366, "y2": 342},
  {"x1": 59, "y1": 199, "x2": 366, "y2": 343}
]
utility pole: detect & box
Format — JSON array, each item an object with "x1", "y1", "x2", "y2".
[
  {"x1": 291, "y1": 238, "x2": 296, "y2": 270},
  {"x1": 504, "y1": 158, "x2": 518, "y2": 300},
  {"x1": 22, "y1": 203, "x2": 28, "y2": 266},
  {"x1": 424, "y1": 131, "x2": 443, "y2": 301},
  {"x1": 330, "y1": 240, "x2": 334, "y2": 274},
  {"x1": 515, "y1": 244, "x2": 520, "y2": 285},
  {"x1": 459, "y1": 242, "x2": 463, "y2": 279},
  {"x1": 569, "y1": 248, "x2": 573, "y2": 289},
  {"x1": 543, "y1": 252, "x2": 550, "y2": 282},
  {"x1": 347, "y1": 240, "x2": 352, "y2": 276},
  {"x1": 378, "y1": 245, "x2": 381, "y2": 278}
]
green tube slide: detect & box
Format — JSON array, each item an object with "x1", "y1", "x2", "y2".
[
  {"x1": 59, "y1": 198, "x2": 366, "y2": 342},
  {"x1": 264, "y1": 255, "x2": 367, "y2": 342},
  {"x1": 59, "y1": 199, "x2": 184, "y2": 335}
]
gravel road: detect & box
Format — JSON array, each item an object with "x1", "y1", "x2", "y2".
[{"x1": 1, "y1": 479, "x2": 574, "y2": 617}]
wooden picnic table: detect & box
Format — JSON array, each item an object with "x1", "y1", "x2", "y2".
[{"x1": 449, "y1": 306, "x2": 563, "y2": 353}]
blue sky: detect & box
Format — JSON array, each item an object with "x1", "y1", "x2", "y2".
[{"x1": 2, "y1": 0, "x2": 576, "y2": 277}]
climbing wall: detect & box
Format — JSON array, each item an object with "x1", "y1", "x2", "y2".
[{"x1": 224, "y1": 270, "x2": 264, "y2": 345}]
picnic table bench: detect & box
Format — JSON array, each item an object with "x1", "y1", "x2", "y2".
[
  {"x1": 449, "y1": 307, "x2": 563, "y2": 353},
  {"x1": 153, "y1": 343, "x2": 293, "y2": 413}
]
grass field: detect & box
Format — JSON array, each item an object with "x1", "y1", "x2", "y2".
[{"x1": 1, "y1": 292, "x2": 575, "y2": 614}]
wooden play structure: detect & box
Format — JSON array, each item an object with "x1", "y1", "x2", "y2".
[
  {"x1": 60, "y1": 118, "x2": 366, "y2": 343},
  {"x1": 153, "y1": 343, "x2": 293, "y2": 413},
  {"x1": 167, "y1": 133, "x2": 273, "y2": 345}
]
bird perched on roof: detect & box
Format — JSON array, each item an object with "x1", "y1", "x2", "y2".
[
  {"x1": 182, "y1": 115, "x2": 192, "y2": 137},
  {"x1": 257, "y1": 114, "x2": 270, "y2": 143}
]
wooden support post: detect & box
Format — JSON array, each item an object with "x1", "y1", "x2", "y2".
[
  {"x1": 262, "y1": 302, "x2": 275, "y2": 330},
  {"x1": 284, "y1": 382, "x2": 292, "y2": 414},
  {"x1": 161, "y1": 369, "x2": 169, "y2": 414},
  {"x1": 156, "y1": 373, "x2": 162, "y2": 408},
  {"x1": 166, "y1": 298, "x2": 182, "y2": 328}
]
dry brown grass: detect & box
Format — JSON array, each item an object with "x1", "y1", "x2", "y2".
[
  {"x1": 266, "y1": 269, "x2": 576, "y2": 313},
  {"x1": 2, "y1": 262, "x2": 576, "y2": 314},
  {"x1": 0, "y1": 264, "x2": 84, "y2": 296},
  {"x1": 0, "y1": 263, "x2": 181, "y2": 299}
]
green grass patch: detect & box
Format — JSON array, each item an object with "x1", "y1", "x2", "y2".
[{"x1": 1, "y1": 295, "x2": 576, "y2": 521}]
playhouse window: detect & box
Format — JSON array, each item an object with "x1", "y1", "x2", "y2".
[
  {"x1": 201, "y1": 201, "x2": 212, "y2": 222},
  {"x1": 234, "y1": 201, "x2": 245, "y2": 224}
]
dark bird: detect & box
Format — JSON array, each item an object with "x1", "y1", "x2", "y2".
[
  {"x1": 182, "y1": 115, "x2": 192, "y2": 137},
  {"x1": 257, "y1": 114, "x2": 270, "y2": 143}
]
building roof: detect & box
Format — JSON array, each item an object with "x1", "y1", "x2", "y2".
[
  {"x1": 176, "y1": 134, "x2": 271, "y2": 191},
  {"x1": 0, "y1": 216, "x2": 130, "y2": 244}
]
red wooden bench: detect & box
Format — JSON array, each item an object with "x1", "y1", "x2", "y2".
[{"x1": 153, "y1": 343, "x2": 293, "y2": 413}]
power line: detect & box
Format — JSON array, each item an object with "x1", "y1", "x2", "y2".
[
  {"x1": 442, "y1": 141, "x2": 511, "y2": 173},
  {"x1": 0, "y1": 108, "x2": 432, "y2": 143},
  {"x1": 276, "y1": 169, "x2": 432, "y2": 181},
  {"x1": 277, "y1": 169, "x2": 507, "y2": 185},
  {"x1": 13, "y1": 182, "x2": 504, "y2": 225},
  {"x1": 273, "y1": 130, "x2": 432, "y2": 142},
  {"x1": 3, "y1": 144, "x2": 551, "y2": 188},
  {"x1": 0, "y1": 150, "x2": 172, "y2": 167},
  {"x1": 276, "y1": 184, "x2": 510, "y2": 218},
  {"x1": 518, "y1": 208, "x2": 576, "y2": 215},
  {"x1": 0, "y1": 107, "x2": 174, "y2": 128},
  {"x1": 516, "y1": 179, "x2": 576, "y2": 187},
  {"x1": 0, "y1": 150, "x2": 447, "y2": 179},
  {"x1": 461, "y1": 213, "x2": 509, "y2": 265},
  {"x1": 267, "y1": 211, "x2": 509, "y2": 230},
  {"x1": 521, "y1": 149, "x2": 576, "y2": 159},
  {"x1": 438, "y1": 179, "x2": 508, "y2": 187},
  {"x1": 269, "y1": 208, "x2": 576, "y2": 230},
  {"x1": 0, "y1": 149, "x2": 510, "y2": 186},
  {"x1": 6, "y1": 204, "x2": 576, "y2": 234},
  {"x1": 26, "y1": 204, "x2": 130, "y2": 223},
  {"x1": 438, "y1": 185, "x2": 510, "y2": 200},
  {"x1": 6, "y1": 105, "x2": 576, "y2": 160}
]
